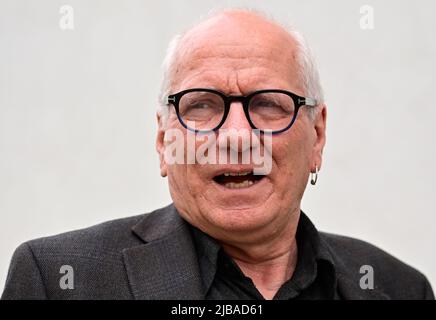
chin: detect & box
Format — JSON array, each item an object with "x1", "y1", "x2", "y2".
[{"x1": 205, "y1": 204, "x2": 275, "y2": 232}]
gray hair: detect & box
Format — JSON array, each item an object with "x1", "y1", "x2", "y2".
[{"x1": 157, "y1": 8, "x2": 324, "y2": 125}]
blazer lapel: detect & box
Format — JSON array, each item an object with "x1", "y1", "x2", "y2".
[{"x1": 122, "y1": 204, "x2": 204, "y2": 299}]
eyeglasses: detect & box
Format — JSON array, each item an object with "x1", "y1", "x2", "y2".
[{"x1": 167, "y1": 88, "x2": 317, "y2": 134}]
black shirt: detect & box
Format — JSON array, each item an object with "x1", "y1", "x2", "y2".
[{"x1": 190, "y1": 212, "x2": 340, "y2": 300}]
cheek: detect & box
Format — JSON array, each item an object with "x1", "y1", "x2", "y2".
[
  {"x1": 167, "y1": 165, "x2": 187, "y2": 196},
  {"x1": 271, "y1": 126, "x2": 312, "y2": 187},
  {"x1": 167, "y1": 164, "x2": 201, "y2": 217},
  {"x1": 165, "y1": 136, "x2": 206, "y2": 209}
]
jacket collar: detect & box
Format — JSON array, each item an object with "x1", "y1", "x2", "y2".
[{"x1": 122, "y1": 204, "x2": 204, "y2": 299}]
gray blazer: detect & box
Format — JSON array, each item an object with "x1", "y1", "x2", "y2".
[{"x1": 1, "y1": 204, "x2": 434, "y2": 299}]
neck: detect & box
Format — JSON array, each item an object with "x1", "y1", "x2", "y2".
[{"x1": 219, "y1": 210, "x2": 300, "y2": 300}]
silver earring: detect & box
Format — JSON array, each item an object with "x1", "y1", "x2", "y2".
[{"x1": 310, "y1": 166, "x2": 319, "y2": 185}]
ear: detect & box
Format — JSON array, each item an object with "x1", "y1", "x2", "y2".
[
  {"x1": 311, "y1": 104, "x2": 327, "y2": 172},
  {"x1": 156, "y1": 112, "x2": 168, "y2": 177}
]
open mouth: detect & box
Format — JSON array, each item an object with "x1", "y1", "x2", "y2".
[{"x1": 213, "y1": 171, "x2": 265, "y2": 189}]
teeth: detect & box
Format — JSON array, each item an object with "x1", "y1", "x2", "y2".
[
  {"x1": 224, "y1": 180, "x2": 254, "y2": 189},
  {"x1": 223, "y1": 172, "x2": 251, "y2": 177}
]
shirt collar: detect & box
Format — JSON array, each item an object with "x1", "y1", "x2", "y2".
[
  {"x1": 190, "y1": 225, "x2": 221, "y2": 294},
  {"x1": 285, "y1": 211, "x2": 337, "y2": 298}
]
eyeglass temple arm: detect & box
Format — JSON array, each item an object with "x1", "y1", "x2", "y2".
[{"x1": 299, "y1": 97, "x2": 317, "y2": 107}]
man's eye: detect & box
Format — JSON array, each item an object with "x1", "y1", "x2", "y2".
[
  {"x1": 190, "y1": 102, "x2": 210, "y2": 109},
  {"x1": 254, "y1": 100, "x2": 280, "y2": 108}
]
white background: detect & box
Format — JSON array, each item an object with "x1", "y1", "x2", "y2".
[{"x1": 1, "y1": 0, "x2": 435, "y2": 294}]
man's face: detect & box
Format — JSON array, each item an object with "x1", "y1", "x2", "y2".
[{"x1": 157, "y1": 13, "x2": 326, "y2": 244}]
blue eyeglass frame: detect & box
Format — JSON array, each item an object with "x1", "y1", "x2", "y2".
[{"x1": 167, "y1": 88, "x2": 317, "y2": 134}]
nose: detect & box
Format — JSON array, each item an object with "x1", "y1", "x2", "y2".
[
  {"x1": 220, "y1": 101, "x2": 252, "y2": 131},
  {"x1": 217, "y1": 101, "x2": 253, "y2": 156}
]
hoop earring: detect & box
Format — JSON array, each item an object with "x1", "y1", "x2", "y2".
[{"x1": 310, "y1": 166, "x2": 319, "y2": 185}]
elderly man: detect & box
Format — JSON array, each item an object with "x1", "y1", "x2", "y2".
[{"x1": 2, "y1": 9, "x2": 434, "y2": 300}]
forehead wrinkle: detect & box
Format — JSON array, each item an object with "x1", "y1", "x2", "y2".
[
  {"x1": 172, "y1": 50, "x2": 297, "y2": 91},
  {"x1": 174, "y1": 69, "x2": 302, "y2": 97},
  {"x1": 180, "y1": 33, "x2": 296, "y2": 64}
]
